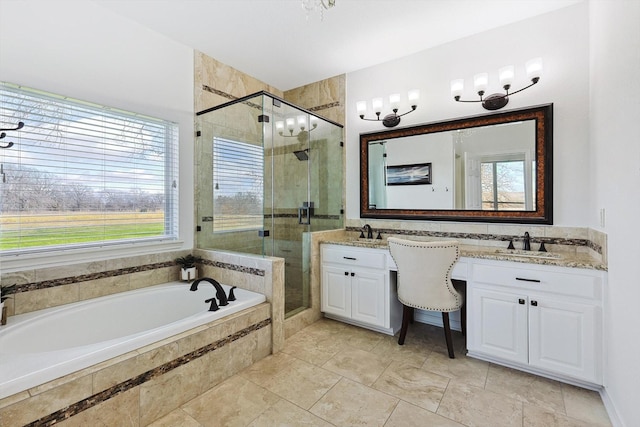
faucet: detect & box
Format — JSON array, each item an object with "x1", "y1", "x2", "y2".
[
  {"x1": 190, "y1": 277, "x2": 228, "y2": 306},
  {"x1": 523, "y1": 232, "x2": 531, "y2": 251},
  {"x1": 362, "y1": 224, "x2": 373, "y2": 239}
]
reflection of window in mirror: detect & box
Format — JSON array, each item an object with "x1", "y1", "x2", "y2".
[{"x1": 476, "y1": 152, "x2": 534, "y2": 211}]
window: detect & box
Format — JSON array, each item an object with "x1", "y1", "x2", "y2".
[
  {"x1": 212, "y1": 138, "x2": 263, "y2": 232},
  {"x1": 0, "y1": 82, "x2": 178, "y2": 254}
]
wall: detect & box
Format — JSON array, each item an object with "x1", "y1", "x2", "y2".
[
  {"x1": 0, "y1": 0, "x2": 195, "y2": 269},
  {"x1": 589, "y1": 1, "x2": 640, "y2": 426},
  {"x1": 346, "y1": 3, "x2": 590, "y2": 227}
]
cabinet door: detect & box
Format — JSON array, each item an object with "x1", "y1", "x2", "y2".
[
  {"x1": 469, "y1": 287, "x2": 528, "y2": 364},
  {"x1": 322, "y1": 265, "x2": 351, "y2": 318},
  {"x1": 351, "y1": 268, "x2": 386, "y2": 327},
  {"x1": 529, "y1": 297, "x2": 600, "y2": 383}
]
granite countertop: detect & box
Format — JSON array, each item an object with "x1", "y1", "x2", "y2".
[{"x1": 322, "y1": 237, "x2": 607, "y2": 271}]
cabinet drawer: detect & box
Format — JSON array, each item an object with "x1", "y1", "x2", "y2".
[
  {"x1": 322, "y1": 245, "x2": 387, "y2": 270},
  {"x1": 471, "y1": 262, "x2": 601, "y2": 300}
]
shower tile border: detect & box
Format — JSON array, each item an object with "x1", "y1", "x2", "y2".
[{"x1": 23, "y1": 318, "x2": 271, "y2": 427}]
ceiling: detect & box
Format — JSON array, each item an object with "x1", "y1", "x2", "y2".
[{"x1": 95, "y1": 0, "x2": 582, "y2": 91}]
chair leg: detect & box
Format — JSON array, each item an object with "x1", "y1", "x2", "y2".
[
  {"x1": 442, "y1": 312, "x2": 455, "y2": 358},
  {"x1": 398, "y1": 305, "x2": 412, "y2": 345}
]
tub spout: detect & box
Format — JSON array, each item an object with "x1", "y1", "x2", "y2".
[{"x1": 189, "y1": 277, "x2": 228, "y2": 306}]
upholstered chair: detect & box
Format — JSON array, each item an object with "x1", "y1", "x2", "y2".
[{"x1": 388, "y1": 237, "x2": 463, "y2": 358}]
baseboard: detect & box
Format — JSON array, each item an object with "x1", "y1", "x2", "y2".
[
  {"x1": 413, "y1": 309, "x2": 462, "y2": 332},
  {"x1": 599, "y1": 387, "x2": 625, "y2": 427}
]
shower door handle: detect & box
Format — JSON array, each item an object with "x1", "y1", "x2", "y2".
[
  {"x1": 298, "y1": 201, "x2": 314, "y2": 225},
  {"x1": 298, "y1": 206, "x2": 310, "y2": 224}
]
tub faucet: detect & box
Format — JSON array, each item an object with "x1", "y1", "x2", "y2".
[
  {"x1": 523, "y1": 232, "x2": 531, "y2": 251},
  {"x1": 190, "y1": 277, "x2": 228, "y2": 306}
]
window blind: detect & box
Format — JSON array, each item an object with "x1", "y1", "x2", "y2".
[
  {"x1": 0, "y1": 82, "x2": 179, "y2": 254},
  {"x1": 212, "y1": 137, "x2": 263, "y2": 232}
]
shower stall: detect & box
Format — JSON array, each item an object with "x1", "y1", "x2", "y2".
[{"x1": 195, "y1": 92, "x2": 343, "y2": 317}]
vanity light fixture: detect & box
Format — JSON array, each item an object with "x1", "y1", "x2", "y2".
[
  {"x1": 276, "y1": 115, "x2": 318, "y2": 137},
  {"x1": 451, "y1": 58, "x2": 543, "y2": 110},
  {"x1": 357, "y1": 90, "x2": 420, "y2": 128}
]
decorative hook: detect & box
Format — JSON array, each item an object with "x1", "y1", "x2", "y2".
[{"x1": 0, "y1": 121, "x2": 24, "y2": 149}]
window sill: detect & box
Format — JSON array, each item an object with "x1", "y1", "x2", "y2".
[{"x1": 0, "y1": 240, "x2": 186, "y2": 273}]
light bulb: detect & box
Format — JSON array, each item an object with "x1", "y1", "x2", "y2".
[
  {"x1": 450, "y1": 79, "x2": 464, "y2": 99},
  {"x1": 526, "y1": 57, "x2": 543, "y2": 82},
  {"x1": 356, "y1": 101, "x2": 367, "y2": 116},
  {"x1": 372, "y1": 98, "x2": 383, "y2": 114},
  {"x1": 499, "y1": 65, "x2": 515, "y2": 90},
  {"x1": 408, "y1": 89, "x2": 420, "y2": 106},
  {"x1": 389, "y1": 93, "x2": 400, "y2": 110},
  {"x1": 473, "y1": 73, "x2": 489, "y2": 95}
]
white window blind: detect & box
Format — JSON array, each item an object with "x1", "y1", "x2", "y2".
[
  {"x1": 212, "y1": 137, "x2": 263, "y2": 232},
  {"x1": 0, "y1": 82, "x2": 179, "y2": 254}
]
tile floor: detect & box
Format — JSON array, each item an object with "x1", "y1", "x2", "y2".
[{"x1": 150, "y1": 319, "x2": 612, "y2": 427}]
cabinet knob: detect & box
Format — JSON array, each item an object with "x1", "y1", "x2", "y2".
[
  {"x1": 344, "y1": 271, "x2": 349, "y2": 276},
  {"x1": 351, "y1": 272, "x2": 355, "y2": 277},
  {"x1": 531, "y1": 300, "x2": 538, "y2": 306},
  {"x1": 519, "y1": 298, "x2": 525, "y2": 305}
]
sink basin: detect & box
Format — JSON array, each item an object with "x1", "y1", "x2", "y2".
[{"x1": 493, "y1": 248, "x2": 562, "y2": 259}]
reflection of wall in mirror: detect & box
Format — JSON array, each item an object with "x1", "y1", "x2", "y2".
[
  {"x1": 385, "y1": 133, "x2": 453, "y2": 209},
  {"x1": 368, "y1": 142, "x2": 387, "y2": 209}
]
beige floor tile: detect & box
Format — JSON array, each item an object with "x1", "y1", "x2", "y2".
[
  {"x1": 562, "y1": 384, "x2": 612, "y2": 427},
  {"x1": 322, "y1": 347, "x2": 390, "y2": 386},
  {"x1": 485, "y1": 364, "x2": 565, "y2": 413},
  {"x1": 247, "y1": 399, "x2": 333, "y2": 427},
  {"x1": 437, "y1": 381, "x2": 523, "y2": 427},
  {"x1": 147, "y1": 408, "x2": 202, "y2": 427},
  {"x1": 396, "y1": 322, "x2": 467, "y2": 359},
  {"x1": 422, "y1": 351, "x2": 489, "y2": 388},
  {"x1": 241, "y1": 352, "x2": 341, "y2": 410},
  {"x1": 523, "y1": 403, "x2": 601, "y2": 427},
  {"x1": 385, "y1": 400, "x2": 465, "y2": 427},
  {"x1": 310, "y1": 378, "x2": 399, "y2": 427},
  {"x1": 372, "y1": 361, "x2": 449, "y2": 412},
  {"x1": 370, "y1": 334, "x2": 432, "y2": 367},
  {"x1": 283, "y1": 326, "x2": 350, "y2": 366},
  {"x1": 182, "y1": 375, "x2": 279, "y2": 427},
  {"x1": 334, "y1": 321, "x2": 385, "y2": 351}
]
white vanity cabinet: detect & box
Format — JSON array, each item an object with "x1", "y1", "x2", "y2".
[
  {"x1": 321, "y1": 244, "x2": 401, "y2": 335},
  {"x1": 467, "y1": 260, "x2": 604, "y2": 386}
]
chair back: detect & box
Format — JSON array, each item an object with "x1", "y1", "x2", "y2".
[{"x1": 388, "y1": 237, "x2": 461, "y2": 312}]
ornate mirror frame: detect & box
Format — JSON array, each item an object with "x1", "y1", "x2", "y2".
[{"x1": 360, "y1": 104, "x2": 553, "y2": 224}]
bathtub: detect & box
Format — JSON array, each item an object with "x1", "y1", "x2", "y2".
[{"x1": 0, "y1": 281, "x2": 266, "y2": 400}]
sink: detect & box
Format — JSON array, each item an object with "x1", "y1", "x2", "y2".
[{"x1": 493, "y1": 248, "x2": 562, "y2": 259}]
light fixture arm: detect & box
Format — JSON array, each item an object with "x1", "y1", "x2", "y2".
[{"x1": 454, "y1": 78, "x2": 539, "y2": 110}]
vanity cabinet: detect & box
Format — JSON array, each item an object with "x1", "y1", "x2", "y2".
[
  {"x1": 321, "y1": 244, "x2": 401, "y2": 335},
  {"x1": 467, "y1": 260, "x2": 603, "y2": 386}
]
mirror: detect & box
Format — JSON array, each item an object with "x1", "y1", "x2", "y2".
[{"x1": 360, "y1": 104, "x2": 553, "y2": 224}]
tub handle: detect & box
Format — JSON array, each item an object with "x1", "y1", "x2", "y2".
[
  {"x1": 205, "y1": 298, "x2": 219, "y2": 312},
  {"x1": 228, "y1": 286, "x2": 237, "y2": 301}
]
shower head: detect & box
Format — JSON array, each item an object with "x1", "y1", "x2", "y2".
[{"x1": 293, "y1": 149, "x2": 309, "y2": 161}]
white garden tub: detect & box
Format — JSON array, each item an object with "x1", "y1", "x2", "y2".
[{"x1": 0, "y1": 281, "x2": 266, "y2": 399}]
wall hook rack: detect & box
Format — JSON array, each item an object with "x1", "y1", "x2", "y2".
[{"x1": 0, "y1": 121, "x2": 24, "y2": 149}]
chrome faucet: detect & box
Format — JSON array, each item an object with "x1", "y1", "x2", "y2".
[
  {"x1": 523, "y1": 232, "x2": 531, "y2": 251},
  {"x1": 190, "y1": 277, "x2": 228, "y2": 307}
]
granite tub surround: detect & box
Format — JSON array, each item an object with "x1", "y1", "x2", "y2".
[
  {"x1": 0, "y1": 250, "x2": 184, "y2": 319},
  {"x1": 195, "y1": 249, "x2": 286, "y2": 353},
  {"x1": 0, "y1": 302, "x2": 272, "y2": 427}
]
